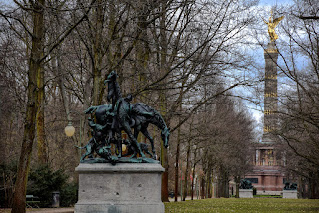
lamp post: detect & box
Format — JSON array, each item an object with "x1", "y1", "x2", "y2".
[
  {"x1": 65, "y1": 121, "x2": 75, "y2": 137},
  {"x1": 64, "y1": 111, "x2": 83, "y2": 160}
]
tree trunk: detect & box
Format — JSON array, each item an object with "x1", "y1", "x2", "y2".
[
  {"x1": 100, "y1": 0, "x2": 114, "y2": 102},
  {"x1": 224, "y1": 175, "x2": 229, "y2": 198},
  {"x1": 309, "y1": 171, "x2": 319, "y2": 199},
  {"x1": 217, "y1": 165, "x2": 229, "y2": 198},
  {"x1": 136, "y1": 2, "x2": 149, "y2": 90},
  {"x1": 218, "y1": 167, "x2": 229, "y2": 198},
  {"x1": 92, "y1": 0, "x2": 104, "y2": 106},
  {"x1": 11, "y1": 1, "x2": 45, "y2": 212},
  {"x1": 183, "y1": 139, "x2": 191, "y2": 201},
  {"x1": 200, "y1": 176, "x2": 205, "y2": 199},
  {"x1": 206, "y1": 172, "x2": 209, "y2": 198},
  {"x1": 160, "y1": 122, "x2": 169, "y2": 201},
  {"x1": 234, "y1": 176, "x2": 240, "y2": 198},
  {"x1": 159, "y1": 79, "x2": 168, "y2": 202},
  {"x1": 36, "y1": 55, "x2": 47, "y2": 164},
  {"x1": 135, "y1": 3, "x2": 150, "y2": 143},
  {"x1": 174, "y1": 121, "x2": 181, "y2": 202},
  {"x1": 207, "y1": 171, "x2": 212, "y2": 198},
  {"x1": 191, "y1": 165, "x2": 196, "y2": 200},
  {"x1": 159, "y1": 1, "x2": 169, "y2": 203},
  {"x1": 191, "y1": 149, "x2": 197, "y2": 200}
]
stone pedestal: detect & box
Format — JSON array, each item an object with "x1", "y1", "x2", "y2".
[
  {"x1": 239, "y1": 189, "x2": 253, "y2": 198},
  {"x1": 283, "y1": 190, "x2": 298, "y2": 199},
  {"x1": 75, "y1": 163, "x2": 165, "y2": 213}
]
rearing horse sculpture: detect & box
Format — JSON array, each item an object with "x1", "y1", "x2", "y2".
[{"x1": 105, "y1": 71, "x2": 145, "y2": 158}]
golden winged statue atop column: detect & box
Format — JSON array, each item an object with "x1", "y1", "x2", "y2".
[{"x1": 263, "y1": 10, "x2": 284, "y2": 42}]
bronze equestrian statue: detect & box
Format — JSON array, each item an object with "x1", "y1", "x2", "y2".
[{"x1": 77, "y1": 71, "x2": 170, "y2": 163}]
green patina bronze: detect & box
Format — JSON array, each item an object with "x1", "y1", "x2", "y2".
[
  {"x1": 76, "y1": 71, "x2": 170, "y2": 164},
  {"x1": 284, "y1": 182, "x2": 297, "y2": 190},
  {"x1": 239, "y1": 179, "x2": 253, "y2": 189}
]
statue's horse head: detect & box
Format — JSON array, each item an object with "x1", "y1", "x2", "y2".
[
  {"x1": 161, "y1": 127, "x2": 170, "y2": 148},
  {"x1": 104, "y1": 70, "x2": 118, "y2": 85},
  {"x1": 104, "y1": 71, "x2": 122, "y2": 102}
]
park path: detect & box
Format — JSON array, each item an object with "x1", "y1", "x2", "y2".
[
  {"x1": 26, "y1": 208, "x2": 74, "y2": 213},
  {"x1": 0, "y1": 208, "x2": 74, "y2": 213},
  {"x1": 0, "y1": 197, "x2": 199, "y2": 213}
]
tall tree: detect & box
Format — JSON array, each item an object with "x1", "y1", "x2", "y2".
[
  {"x1": 0, "y1": 1, "x2": 96, "y2": 211},
  {"x1": 11, "y1": 1, "x2": 45, "y2": 211},
  {"x1": 159, "y1": 0, "x2": 169, "y2": 201},
  {"x1": 92, "y1": 0, "x2": 104, "y2": 105}
]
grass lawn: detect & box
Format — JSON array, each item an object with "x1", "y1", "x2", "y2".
[{"x1": 165, "y1": 198, "x2": 319, "y2": 213}]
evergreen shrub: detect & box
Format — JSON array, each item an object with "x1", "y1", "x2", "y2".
[{"x1": 27, "y1": 165, "x2": 78, "y2": 207}]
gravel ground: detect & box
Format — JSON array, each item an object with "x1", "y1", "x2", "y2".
[{"x1": 0, "y1": 208, "x2": 74, "y2": 213}]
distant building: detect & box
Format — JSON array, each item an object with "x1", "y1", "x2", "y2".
[{"x1": 245, "y1": 41, "x2": 285, "y2": 195}]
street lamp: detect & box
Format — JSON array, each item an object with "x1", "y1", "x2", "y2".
[
  {"x1": 65, "y1": 121, "x2": 75, "y2": 137},
  {"x1": 64, "y1": 111, "x2": 83, "y2": 161}
]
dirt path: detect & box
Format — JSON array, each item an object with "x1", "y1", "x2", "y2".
[{"x1": 0, "y1": 208, "x2": 74, "y2": 213}]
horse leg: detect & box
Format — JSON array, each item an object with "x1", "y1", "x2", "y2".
[
  {"x1": 117, "y1": 138, "x2": 122, "y2": 158},
  {"x1": 145, "y1": 149, "x2": 153, "y2": 158},
  {"x1": 110, "y1": 130, "x2": 121, "y2": 157},
  {"x1": 122, "y1": 122, "x2": 145, "y2": 158},
  {"x1": 143, "y1": 144, "x2": 154, "y2": 158},
  {"x1": 134, "y1": 125, "x2": 141, "y2": 140},
  {"x1": 141, "y1": 128, "x2": 155, "y2": 156}
]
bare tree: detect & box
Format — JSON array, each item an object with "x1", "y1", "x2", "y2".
[
  {"x1": 0, "y1": 0, "x2": 260, "y2": 205},
  {"x1": 0, "y1": 0, "x2": 96, "y2": 211}
]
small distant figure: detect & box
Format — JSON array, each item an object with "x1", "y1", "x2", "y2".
[{"x1": 263, "y1": 10, "x2": 284, "y2": 42}]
